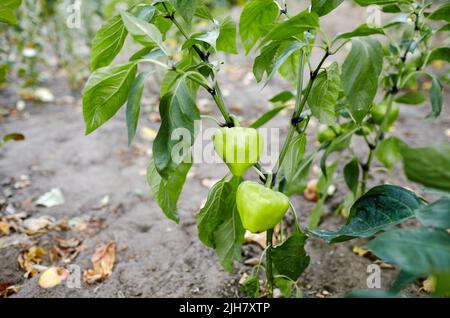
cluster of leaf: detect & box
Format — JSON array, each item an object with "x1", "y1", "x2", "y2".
[{"x1": 81, "y1": 0, "x2": 449, "y2": 298}]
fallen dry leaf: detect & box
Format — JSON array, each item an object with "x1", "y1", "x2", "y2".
[
  {"x1": 0, "y1": 283, "x2": 20, "y2": 298},
  {"x1": 244, "y1": 231, "x2": 266, "y2": 248},
  {"x1": 352, "y1": 245, "x2": 371, "y2": 257},
  {"x1": 244, "y1": 257, "x2": 260, "y2": 266},
  {"x1": 18, "y1": 246, "x2": 46, "y2": 278},
  {"x1": 23, "y1": 216, "x2": 54, "y2": 235},
  {"x1": 35, "y1": 188, "x2": 65, "y2": 208},
  {"x1": 38, "y1": 267, "x2": 70, "y2": 289},
  {"x1": 0, "y1": 222, "x2": 10, "y2": 235},
  {"x1": 421, "y1": 276, "x2": 436, "y2": 293},
  {"x1": 83, "y1": 241, "x2": 116, "y2": 284}
]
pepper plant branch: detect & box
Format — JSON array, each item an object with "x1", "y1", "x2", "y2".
[
  {"x1": 274, "y1": 48, "x2": 330, "y2": 177},
  {"x1": 139, "y1": 59, "x2": 213, "y2": 92},
  {"x1": 162, "y1": 2, "x2": 232, "y2": 125}
]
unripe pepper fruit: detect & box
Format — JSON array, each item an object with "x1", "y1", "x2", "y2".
[
  {"x1": 213, "y1": 127, "x2": 264, "y2": 177},
  {"x1": 371, "y1": 101, "x2": 400, "y2": 128},
  {"x1": 236, "y1": 181, "x2": 290, "y2": 233}
]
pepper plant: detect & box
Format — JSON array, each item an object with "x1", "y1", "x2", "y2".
[{"x1": 82, "y1": 0, "x2": 449, "y2": 297}]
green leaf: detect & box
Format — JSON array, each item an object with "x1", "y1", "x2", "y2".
[
  {"x1": 195, "y1": 4, "x2": 215, "y2": 22},
  {"x1": 353, "y1": 0, "x2": 402, "y2": 6},
  {"x1": 274, "y1": 277, "x2": 294, "y2": 298},
  {"x1": 121, "y1": 12, "x2": 165, "y2": 51},
  {"x1": 395, "y1": 91, "x2": 426, "y2": 105},
  {"x1": 0, "y1": 0, "x2": 21, "y2": 25},
  {"x1": 427, "y1": 74, "x2": 443, "y2": 119},
  {"x1": 83, "y1": 62, "x2": 138, "y2": 134},
  {"x1": 249, "y1": 106, "x2": 287, "y2": 129},
  {"x1": 253, "y1": 42, "x2": 280, "y2": 83},
  {"x1": 239, "y1": 0, "x2": 279, "y2": 54},
  {"x1": 280, "y1": 154, "x2": 314, "y2": 196},
  {"x1": 90, "y1": 15, "x2": 128, "y2": 70},
  {"x1": 415, "y1": 199, "x2": 450, "y2": 230},
  {"x1": 344, "y1": 159, "x2": 360, "y2": 196},
  {"x1": 428, "y1": 3, "x2": 450, "y2": 22},
  {"x1": 240, "y1": 275, "x2": 260, "y2": 298},
  {"x1": 269, "y1": 91, "x2": 294, "y2": 103},
  {"x1": 272, "y1": 229, "x2": 310, "y2": 281},
  {"x1": 399, "y1": 143, "x2": 450, "y2": 192},
  {"x1": 311, "y1": 0, "x2": 344, "y2": 16},
  {"x1": 390, "y1": 271, "x2": 419, "y2": 293},
  {"x1": 428, "y1": 47, "x2": 450, "y2": 64},
  {"x1": 261, "y1": 10, "x2": 319, "y2": 44},
  {"x1": 341, "y1": 38, "x2": 383, "y2": 122},
  {"x1": 182, "y1": 29, "x2": 219, "y2": 51},
  {"x1": 153, "y1": 78, "x2": 200, "y2": 178},
  {"x1": 126, "y1": 72, "x2": 149, "y2": 145},
  {"x1": 308, "y1": 62, "x2": 340, "y2": 125},
  {"x1": 196, "y1": 177, "x2": 241, "y2": 244},
  {"x1": 265, "y1": 41, "x2": 306, "y2": 85},
  {"x1": 214, "y1": 188, "x2": 245, "y2": 272},
  {"x1": 171, "y1": 0, "x2": 200, "y2": 24},
  {"x1": 310, "y1": 185, "x2": 424, "y2": 243},
  {"x1": 278, "y1": 135, "x2": 307, "y2": 186},
  {"x1": 346, "y1": 290, "x2": 398, "y2": 298},
  {"x1": 434, "y1": 272, "x2": 450, "y2": 297},
  {"x1": 376, "y1": 136, "x2": 401, "y2": 170},
  {"x1": 308, "y1": 197, "x2": 326, "y2": 230},
  {"x1": 147, "y1": 157, "x2": 191, "y2": 223},
  {"x1": 0, "y1": 6, "x2": 16, "y2": 24},
  {"x1": 333, "y1": 23, "x2": 385, "y2": 42},
  {"x1": 217, "y1": 17, "x2": 238, "y2": 54},
  {"x1": 365, "y1": 228, "x2": 450, "y2": 275}
]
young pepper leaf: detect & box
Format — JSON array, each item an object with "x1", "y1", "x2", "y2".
[
  {"x1": 239, "y1": 0, "x2": 279, "y2": 54},
  {"x1": 341, "y1": 37, "x2": 383, "y2": 123},
  {"x1": 261, "y1": 10, "x2": 319, "y2": 44},
  {"x1": 121, "y1": 12, "x2": 166, "y2": 52},
  {"x1": 333, "y1": 23, "x2": 385, "y2": 42},
  {"x1": 171, "y1": 0, "x2": 200, "y2": 24},
  {"x1": 147, "y1": 156, "x2": 192, "y2": 223},
  {"x1": 153, "y1": 78, "x2": 200, "y2": 179},
  {"x1": 310, "y1": 185, "x2": 425, "y2": 243},
  {"x1": 126, "y1": 72, "x2": 150, "y2": 145},
  {"x1": 271, "y1": 228, "x2": 310, "y2": 281},
  {"x1": 365, "y1": 228, "x2": 450, "y2": 275},
  {"x1": 217, "y1": 17, "x2": 238, "y2": 54},
  {"x1": 311, "y1": 0, "x2": 344, "y2": 17},
  {"x1": 415, "y1": 199, "x2": 450, "y2": 230},
  {"x1": 376, "y1": 137, "x2": 402, "y2": 170},
  {"x1": 196, "y1": 177, "x2": 244, "y2": 272},
  {"x1": 83, "y1": 62, "x2": 138, "y2": 135},
  {"x1": 399, "y1": 143, "x2": 450, "y2": 192},
  {"x1": 90, "y1": 15, "x2": 128, "y2": 71},
  {"x1": 249, "y1": 106, "x2": 287, "y2": 129},
  {"x1": 308, "y1": 62, "x2": 341, "y2": 125},
  {"x1": 344, "y1": 159, "x2": 360, "y2": 196}
]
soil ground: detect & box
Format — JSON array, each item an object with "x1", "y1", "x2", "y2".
[{"x1": 0, "y1": 1, "x2": 448, "y2": 298}]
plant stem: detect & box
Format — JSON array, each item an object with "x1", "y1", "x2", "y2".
[
  {"x1": 162, "y1": 3, "x2": 232, "y2": 125},
  {"x1": 266, "y1": 228, "x2": 274, "y2": 298},
  {"x1": 360, "y1": 93, "x2": 395, "y2": 194},
  {"x1": 275, "y1": 49, "x2": 330, "y2": 176}
]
